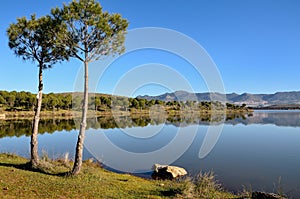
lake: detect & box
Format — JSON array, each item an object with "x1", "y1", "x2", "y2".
[{"x1": 0, "y1": 110, "x2": 299, "y2": 197}]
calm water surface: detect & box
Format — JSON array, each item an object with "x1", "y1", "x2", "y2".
[{"x1": 0, "y1": 110, "x2": 299, "y2": 197}]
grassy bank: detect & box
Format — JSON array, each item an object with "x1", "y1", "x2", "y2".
[
  {"x1": 0, "y1": 153, "x2": 241, "y2": 199},
  {"x1": 2, "y1": 109, "x2": 151, "y2": 119},
  {"x1": 1, "y1": 108, "x2": 252, "y2": 120}
]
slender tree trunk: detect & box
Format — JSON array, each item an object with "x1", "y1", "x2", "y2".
[
  {"x1": 31, "y1": 64, "x2": 43, "y2": 168},
  {"x1": 72, "y1": 60, "x2": 89, "y2": 175}
]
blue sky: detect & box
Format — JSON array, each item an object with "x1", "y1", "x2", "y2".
[{"x1": 1, "y1": 0, "x2": 300, "y2": 96}]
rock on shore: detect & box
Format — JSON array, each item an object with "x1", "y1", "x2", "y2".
[{"x1": 152, "y1": 164, "x2": 187, "y2": 180}]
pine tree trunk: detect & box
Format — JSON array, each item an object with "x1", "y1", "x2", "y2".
[
  {"x1": 31, "y1": 64, "x2": 43, "y2": 168},
  {"x1": 72, "y1": 60, "x2": 89, "y2": 175}
]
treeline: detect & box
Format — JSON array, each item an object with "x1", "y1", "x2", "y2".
[
  {"x1": 0, "y1": 91, "x2": 72, "y2": 111},
  {"x1": 0, "y1": 90, "x2": 250, "y2": 112}
]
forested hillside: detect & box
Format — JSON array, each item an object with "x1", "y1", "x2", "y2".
[{"x1": 0, "y1": 90, "x2": 249, "y2": 113}]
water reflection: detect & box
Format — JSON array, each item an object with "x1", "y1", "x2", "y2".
[
  {"x1": 231, "y1": 110, "x2": 300, "y2": 127},
  {"x1": 0, "y1": 112, "x2": 247, "y2": 138},
  {"x1": 0, "y1": 119, "x2": 76, "y2": 138},
  {"x1": 2, "y1": 111, "x2": 300, "y2": 138},
  {"x1": 1, "y1": 110, "x2": 300, "y2": 197}
]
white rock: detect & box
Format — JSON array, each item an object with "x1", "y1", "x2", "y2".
[{"x1": 152, "y1": 164, "x2": 187, "y2": 179}]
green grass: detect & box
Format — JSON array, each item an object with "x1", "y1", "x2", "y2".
[
  {"x1": 0, "y1": 153, "x2": 241, "y2": 199},
  {"x1": 2, "y1": 106, "x2": 252, "y2": 120}
]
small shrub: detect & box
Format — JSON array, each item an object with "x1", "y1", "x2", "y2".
[
  {"x1": 175, "y1": 171, "x2": 233, "y2": 199},
  {"x1": 193, "y1": 171, "x2": 222, "y2": 198},
  {"x1": 176, "y1": 177, "x2": 196, "y2": 198},
  {"x1": 41, "y1": 149, "x2": 50, "y2": 162}
]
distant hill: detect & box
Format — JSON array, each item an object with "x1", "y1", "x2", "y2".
[{"x1": 137, "y1": 91, "x2": 300, "y2": 107}]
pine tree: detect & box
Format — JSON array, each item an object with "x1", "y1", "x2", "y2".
[{"x1": 52, "y1": 0, "x2": 128, "y2": 175}]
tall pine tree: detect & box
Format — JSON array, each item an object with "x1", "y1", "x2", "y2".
[
  {"x1": 52, "y1": 0, "x2": 128, "y2": 175},
  {"x1": 7, "y1": 15, "x2": 70, "y2": 168}
]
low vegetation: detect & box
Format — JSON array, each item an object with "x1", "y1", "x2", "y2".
[
  {"x1": 0, "y1": 90, "x2": 251, "y2": 119},
  {"x1": 0, "y1": 153, "x2": 242, "y2": 199}
]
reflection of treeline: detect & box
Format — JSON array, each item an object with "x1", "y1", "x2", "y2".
[
  {"x1": 0, "y1": 90, "x2": 250, "y2": 113},
  {"x1": 0, "y1": 113, "x2": 248, "y2": 138},
  {"x1": 0, "y1": 119, "x2": 76, "y2": 138}
]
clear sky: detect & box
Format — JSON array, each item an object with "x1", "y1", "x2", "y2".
[{"x1": 1, "y1": 0, "x2": 300, "y2": 96}]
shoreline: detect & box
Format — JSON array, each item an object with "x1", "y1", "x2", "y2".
[
  {"x1": 0, "y1": 153, "x2": 239, "y2": 198},
  {"x1": 0, "y1": 108, "x2": 252, "y2": 120},
  {"x1": 0, "y1": 153, "x2": 287, "y2": 198}
]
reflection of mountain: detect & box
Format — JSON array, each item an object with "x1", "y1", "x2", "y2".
[
  {"x1": 1, "y1": 111, "x2": 299, "y2": 138},
  {"x1": 164, "y1": 111, "x2": 300, "y2": 127},
  {"x1": 225, "y1": 111, "x2": 300, "y2": 127}
]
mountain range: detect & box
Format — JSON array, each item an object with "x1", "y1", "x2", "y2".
[{"x1": 137, "y1": 91, "x2": 300, "y2": 107}]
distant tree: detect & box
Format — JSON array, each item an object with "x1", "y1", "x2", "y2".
[
  {"x1": 72, "y1": 95, "x2": 83, "y2": 111},
  {"x1": 0, "y1": 92, "x2": 7, "y2": 108},
  {"x1": 52, "y1": 0, "x2": 128, "y2": 175},
  {"x1": 226, "y1": 103, "x2": 233, "y2": 109},
  {"x1": 42, "y1": 94, "x2": 50, "y2": 110},
  {"x1": 186, "y1": 100, "x2": 194, "y2": 108},
  {"x1": 166, "y1": 101, "x2": 172, "y2": 106},
  {"x1": 56, "y1": 94, "x2": 66, "y2": 110},
  {"x1": 147, "y1": 99, "x2": 156, "y2": 107},
  {"x1": 7, "y1": 15, "x2": 69, "y2": 167},
  {"x1": 155, "y1": 99, "x2": 164, "y2": 105},
  {"x1": 6, "y1": 94, "x2": 16, "y2": 108},
  {"x1": 120, "y1": 97, "x2": 129, "y2": 111},
  {"x1": 138, "y1": 99, "x2": 146, "y2": 111},
  {"x1": 0, "y1": 95, "x2": 6, "y2": 106},
  {"x1": 19, "y1": 92, "x2": 32, "y2": 110},
  {"x1": 102, "y1": 96, "x2": 112, "y2": 109},
  {"x1": 27, "y1": 93, "x2": 36, "y2": 111},
  {"x1": 62, "y1": 94, "x2": 72, "y2": 110},
  {"x1": 88, "y1": 95, "x2": 96, "y2": 110},
  {"x1": 94, "y1": 97, "x2": 101, "y2": 110},
  {"x1": 48, "y1": 93, "x2": 60, "y2": 111},
  {"x1": 130, "y1": 98, "x2": 139, "y2": 109}
]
